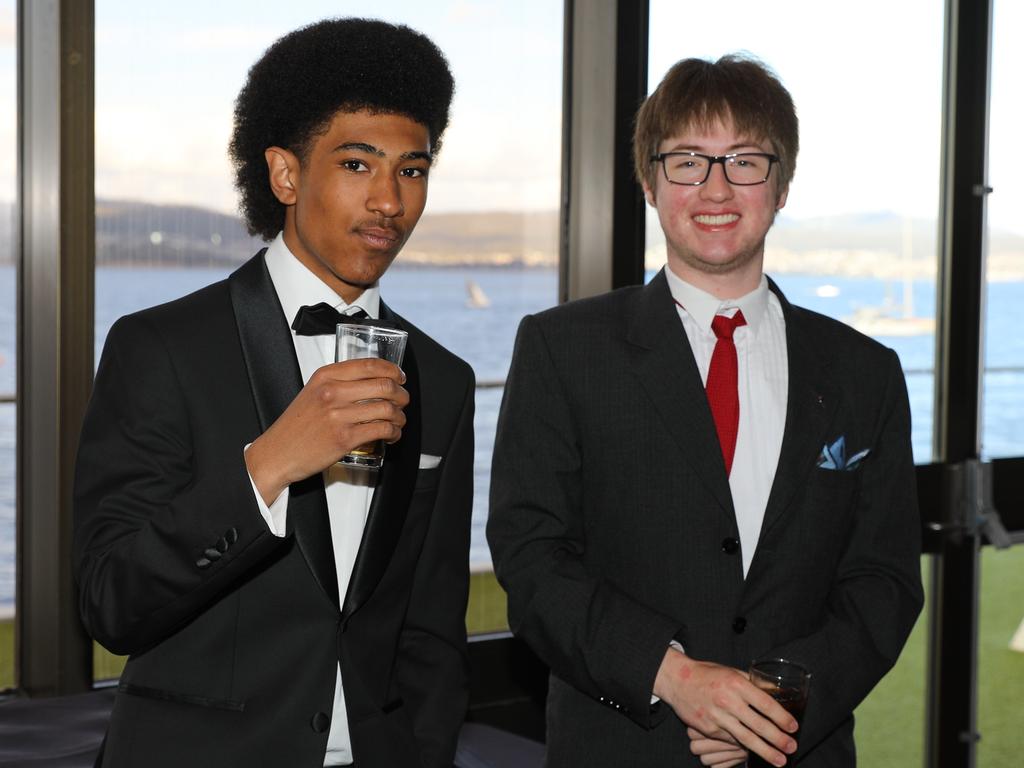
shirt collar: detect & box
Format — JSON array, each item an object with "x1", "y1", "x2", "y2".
[
  {"x1": 664, "y1": 266, "x2": 770, "y2": 336},
  {"x1": 264, "y1": 232, "x2": 381, "y2": 326}
]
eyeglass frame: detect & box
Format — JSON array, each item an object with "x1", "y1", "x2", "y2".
[{"x1": 649, "y1": 151, "x2": 780, "y2": 187}]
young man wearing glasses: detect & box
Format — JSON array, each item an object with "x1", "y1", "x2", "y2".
[{"x1": 488, "y1": 55, "x2": 923, "y2": 767}]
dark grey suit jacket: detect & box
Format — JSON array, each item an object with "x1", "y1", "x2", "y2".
[
  {"x1": 487, "y1": 269, "x2": 923, "y2": 766},
  {"x1": 74, "y1": 251, "x2": 475, "y2": 767}
]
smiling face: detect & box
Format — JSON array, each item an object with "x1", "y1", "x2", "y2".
[
  {"x1": 643, "y1": 117, "x2": 788, "y2": 299},
  {"x1": 265, "y1": 109, "x2": 432, "y2": 303}
]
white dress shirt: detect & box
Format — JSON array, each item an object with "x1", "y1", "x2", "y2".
[
  {"x1": 247, "y1": 232, "x2": 380, "y2": 766},
  {"x1": 664, "y1": 268, "x2": 788, "y2": 577}
]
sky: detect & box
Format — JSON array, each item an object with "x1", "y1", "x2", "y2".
[
  {"x1": 89, "y1": 0, "x2": 563, "y2": 216},
  {"x1": 0, "y1": 0, "x2": 1022, "y2": 234}
]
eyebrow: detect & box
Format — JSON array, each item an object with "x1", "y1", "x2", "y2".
[
  {"x1": 666, "y1": 142, "x2": 766, "y2": 154},
  {"x1": 332, "y1": 142, "x2": 434, "y2": 162}
]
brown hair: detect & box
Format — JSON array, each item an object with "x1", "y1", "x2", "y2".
[{"x1": 633, "y1": 54, "x2": 798, "y2": 195}]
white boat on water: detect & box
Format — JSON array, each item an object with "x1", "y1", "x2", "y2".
[
  {"x1": 466, "y1": 279, "x2": 491, "y2": 309},
  {"x1": 845, "y1": 217, "x2": 935, "y2": 338},
  {"x1": 846, "y1": 304, "x2": 936, "y2": 337}
]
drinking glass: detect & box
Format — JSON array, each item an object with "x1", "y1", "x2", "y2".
[
  {"x1": 334, "y1": 323, "x2": 408, "y2": 469},
  {"x1": 747, "y1": 658, "x2": 811, "y2": 768}
]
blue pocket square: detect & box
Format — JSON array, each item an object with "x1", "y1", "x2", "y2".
[{"x1": 817, "y1": 435, "x2": 870, "y2": 470}]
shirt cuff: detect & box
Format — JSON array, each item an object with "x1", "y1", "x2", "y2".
[
  {"x1": 651, "y1": 640, "x2": 686, "y2": 705},
  {"x1": 244, "y1": 443, "x2": 289, "y2": 537}
]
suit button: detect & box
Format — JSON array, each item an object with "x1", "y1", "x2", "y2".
[
  {"x1": 196, "y1": 557, "x2": 211, "y2": 569},
  {"x1": 720, "y1": 537, "x2": 740, "y2": 554},
  {"x1": 225, "y1": 527, "x2": 238, "y2": 545},
  {"x1": 732, "y1": 617, "x2": 747, "y2": 634},
  {"x1": 311, "y1": 712, "x2": 330, "y2": 733},
  {"x1": 216, "y1": 536, "x2": 229, "y2": 553}
]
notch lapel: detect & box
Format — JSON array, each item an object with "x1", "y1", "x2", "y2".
[
  {"x1": 757, "y1": 282, "x2": 840, "y2": 539},
  {"x1": 341, "y1": 302, "x2": 422, "y2": 624},
  {"x1": 627, "y1": 271, "x2": 735, "y2": 517},
  {"x1": 229, "y1": 251, "x2": 339, "y2": 610}
]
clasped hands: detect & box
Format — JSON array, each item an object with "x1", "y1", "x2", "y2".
[
  {"x1": 245, "y1": 358, "x2": 409, "y2": 505},
  {"x1": 654, "y1": 649, "x2": 799, "y2": 768}
]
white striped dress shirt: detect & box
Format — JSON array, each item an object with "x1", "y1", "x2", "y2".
[{"x1": 664, "y1": 268, "x2": 788, "y2": 576}]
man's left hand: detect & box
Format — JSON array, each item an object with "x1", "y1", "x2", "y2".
[{"x1": 687, "y1": 726, "x2": 748, "y2": 768}]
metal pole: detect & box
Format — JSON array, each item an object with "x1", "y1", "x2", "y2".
[
  {"x1": 927, "y1": 0, "x2": 992, "y2": 764},
  {"x1": 16, "y1": 0, "x2": 95, "y2": 696}
]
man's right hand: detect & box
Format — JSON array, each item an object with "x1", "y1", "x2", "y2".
[
  {"x1": 653, "y1": 648, "x2": 798, "y2": 767},
  {"x1": 244, "y1": 358, "x2": 409, "y2": 504}
]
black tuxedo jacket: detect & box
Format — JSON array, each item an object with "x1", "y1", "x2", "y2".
[
  {"x1": 74, "y1": 251, "x2": 475, "y2": 767},
  {"x1": 487, "y1": 270, "x2": 923, "y2": 767}
]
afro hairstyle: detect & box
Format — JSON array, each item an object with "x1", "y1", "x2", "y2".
[{"x1": 229, "y1": 17, "x2": 455, "y2": 240}]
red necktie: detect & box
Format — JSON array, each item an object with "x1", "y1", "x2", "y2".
[{"x1": 706, "y1": 310, "x2": 746, "y2": 476}]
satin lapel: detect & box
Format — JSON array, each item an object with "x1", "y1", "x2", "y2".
[
  {"x1": 758, "y1": 282, "x2": 840, "y2": 539},
  {"x1": 341, "y1": 302, "x2": 421, "y2": 623},
  {"x1": 627, "y1": 270, "x2": 734, "y2": 517},
  {"x1": 228, "y1": 251, "x2": 339, "y2": 610}
]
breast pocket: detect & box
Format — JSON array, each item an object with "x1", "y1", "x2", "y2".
[
  {"x1": 413, "y1": 466, "x2": 441, "y2": 495},
  {"x1": 804, "y1": 466, "x2": 860, "y2": 511},
  {"x1": 792, "y1": 467, "x2": 862, "y2": 564}
]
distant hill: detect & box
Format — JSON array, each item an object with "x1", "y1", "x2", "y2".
[
  {"x1": 0, "y1": 200, "x2": 561, "y2": 268},
  {"x1": 84, "y1": 200, "x2": 561, "y2": 269},
  {"x1": 647, "y1": 209, "x2": 1024, "y2": 280},
  {"x1": 401, "y1": 210, "x2": 558, "y2": 267},
  {"x1": 0, "y1": 200, "x2": 1022, "y2": 279},
  {"x1": 94, "y1": 200, "x2": 263, "y2": 267}
]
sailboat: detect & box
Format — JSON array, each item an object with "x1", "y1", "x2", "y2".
[
  {"x1": 465, "y1": 279, "x2": 491, "y2": 309},
  {"x1": 845, "y1": 218, "x2": 935, "y2": 337}
]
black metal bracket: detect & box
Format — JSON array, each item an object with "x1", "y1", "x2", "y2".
[{"x1": 929, "y1": 459, "x2": 1012, "y2": 548}]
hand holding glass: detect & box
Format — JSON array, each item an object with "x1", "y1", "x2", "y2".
[
  {"x1": 334, "y1": 323, "x2": 408, "y2": 469},
  {"x1": 747, "y1": 658, "x2": 811, "y2": 768}
]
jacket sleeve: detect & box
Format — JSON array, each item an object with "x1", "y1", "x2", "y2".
[
  {"x1": 487, "y1": 315, "x2": 682, "y2": 728},
  {"x1": 73, "y1": 314, "x2": 285, "y2": 656},
  {"x1": 768, "y1": 349, "x2": 924, "y2": 758}
]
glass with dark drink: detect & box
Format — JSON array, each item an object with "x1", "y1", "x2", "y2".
[{"x1": 746, "y1": 658, "x2": 811, "y2": 768}]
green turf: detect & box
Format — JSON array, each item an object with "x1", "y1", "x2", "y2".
[
  {"x1": 468, "y1": 569, "x2": 510, "y2": 635},
  {"x1": 854, "y1": 547, "x2": 1024, "y2": 765},
  {"x1": 3, "y1": 550, "x2": 1021, "y2": 767},
  {"x1": 0, "y1": 617, "x2": 10, "y2": 690}
]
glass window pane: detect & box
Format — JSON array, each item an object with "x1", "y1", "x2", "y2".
[
  {"x1": 1, "y1": 0, "x2": 16, "y2": 692},
  {"x1": 982, "y1": 0, "x2": 1024, "y2": 460},
  {"x1": 647, "y1": 1, "x2": 940, "y2": 761},
  {"x1": 93, "y1": 2, "x2": 560, "y2": 676},
  {"x1": 979, "y1": 2, "x2": 1024, "y2": 765}
]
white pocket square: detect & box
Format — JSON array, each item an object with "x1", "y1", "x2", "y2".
[{"x1": 419, "y1": 454, "x2": 442, "y2": 469}]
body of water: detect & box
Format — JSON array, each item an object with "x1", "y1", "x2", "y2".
[{"x1": 1, "y1": 263, "x2": 1023, "y2": 611}]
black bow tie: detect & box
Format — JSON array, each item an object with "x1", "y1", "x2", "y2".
[
  {"x1": 291, "y1": 303, "x2": 399, "y2": 336},
  {"x1": 291, "y1": 303, "x2": 369, "y2": 336}
]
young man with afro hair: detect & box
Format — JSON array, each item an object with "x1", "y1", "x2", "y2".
[{"x1": 74, "y1": 18, "x2": 474, "y2": 768}]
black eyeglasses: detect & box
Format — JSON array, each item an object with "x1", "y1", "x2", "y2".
[{"x1": 650, "y1": 152, "x2": 780, "y2": 186}]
